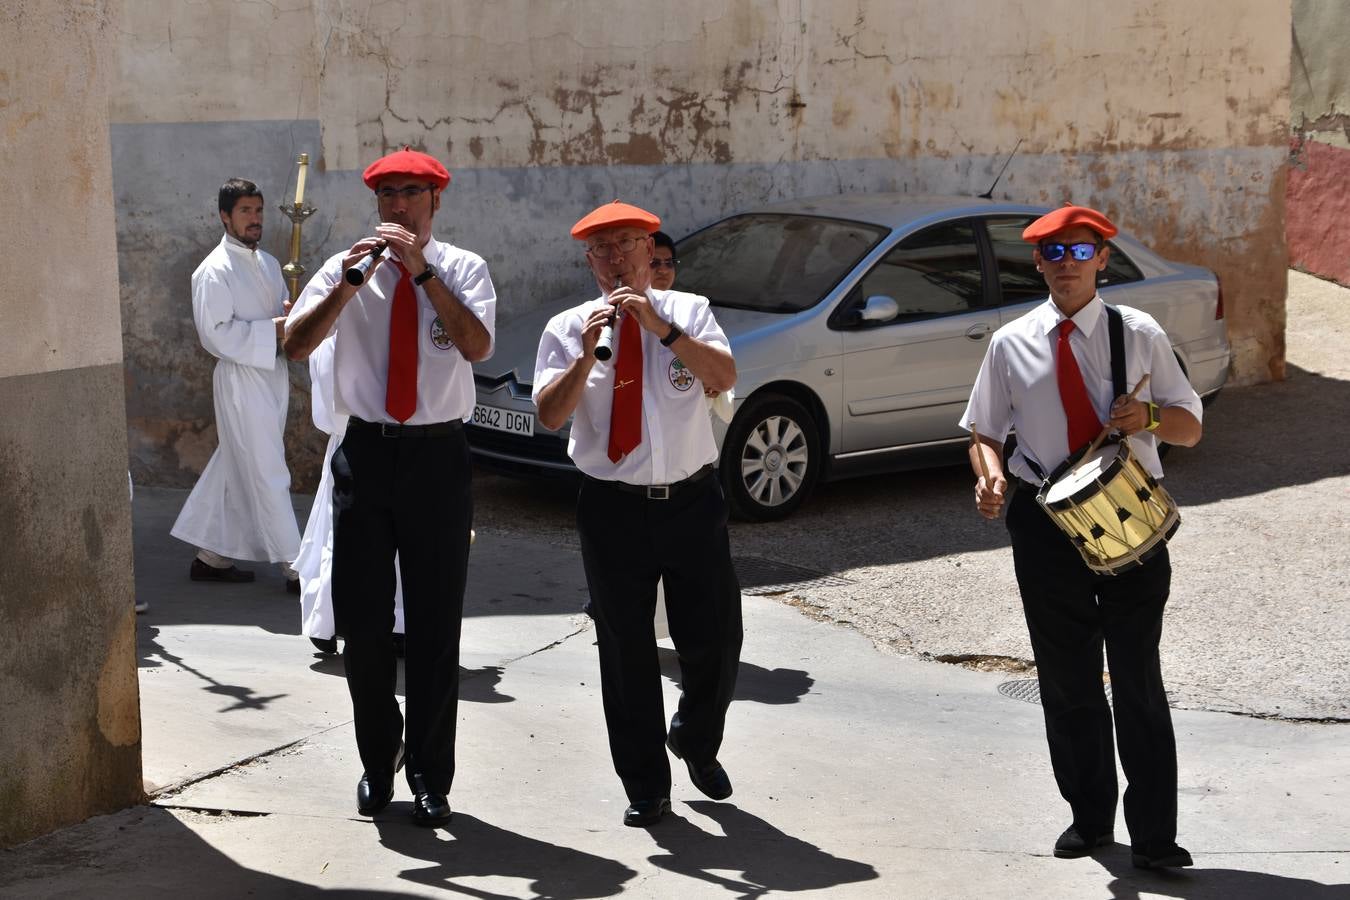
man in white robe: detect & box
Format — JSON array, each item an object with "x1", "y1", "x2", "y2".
[{"x1": 171, "y1": 178, "x2": 301, "y2": 587}]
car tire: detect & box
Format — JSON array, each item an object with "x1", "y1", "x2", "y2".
[{"x1": 719, "y1": 393, "x2": 821, "y2": 522}]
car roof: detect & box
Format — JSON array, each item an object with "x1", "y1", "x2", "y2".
[{"x1": 730, "y1": 193, "x2": 1050, "y2": 232}]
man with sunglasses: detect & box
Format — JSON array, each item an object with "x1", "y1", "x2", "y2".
[
  {"x1": 285, "y1": 147, "x2": 495, "y2": 828},
  {"x1": 960, "y1": 205, "x2": 1203, "y2": 869},
  {"x1": 533, "y1": 201, "x2": 741, "y2": 828},
  {"x1": 649, "y1": 230, "x2": 678, "y2": 291}
]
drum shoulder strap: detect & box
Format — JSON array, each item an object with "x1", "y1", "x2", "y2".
[{"x1": 1105, "y1": 303, "x2": 1126, "y2": 400}]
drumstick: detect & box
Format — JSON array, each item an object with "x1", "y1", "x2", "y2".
[
  {"x1": 970, "y1": 422, "x2": 993, "y2": 485},
  {"x1": 1081, "y1": 373, "x2": 1151, "y2": 461}
]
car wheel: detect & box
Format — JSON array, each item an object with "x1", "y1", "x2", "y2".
[{"x1": 720, "y1": 393, "x2": 821, "y2": 522}]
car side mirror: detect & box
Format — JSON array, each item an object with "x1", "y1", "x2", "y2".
[{"x1": 859, "y1": 295, "x2": 899, "y2": 324}]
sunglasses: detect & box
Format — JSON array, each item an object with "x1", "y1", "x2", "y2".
[
  {"x1": 1038, "y1": 241, "x2": 1100, "y2": 262},
  {"x1": 650, "y1": 258, "x2": 679, "y2": 270},
  {"x1": 374, "y1": 184, "x2": 435, "y2": 201}
]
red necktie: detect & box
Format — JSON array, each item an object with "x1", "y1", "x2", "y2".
[
  {"x1": 606, "y1": 313, "x2": 643, "y2": 462},
  {"x1": 384, "y1": 261, "x2": 418, "y2": 422},
  {"x1": 1056, "y1": 319, "x2": 1102, "y2": 452}
]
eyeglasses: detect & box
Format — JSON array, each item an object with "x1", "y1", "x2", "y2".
[
  {"x1": 1038, "y1": 241, "x2": 1100, "y2": 262},
  {"x1": 650, "y1": 258, "x2": 679, "y2": 270},
  {"x1": 374, "y1": 185, "x2": 435, "y2": 201},
  {"x1": 585, "y1": 236, "x2": 644, "y2": 259}
]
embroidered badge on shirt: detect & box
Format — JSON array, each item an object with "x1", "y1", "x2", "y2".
[
  {"x1": 430, "y1": 316, "x2": 454, "y2": 350},
  {"x1": 668, "y1": 357, "x2": 694, "y2": 392}
]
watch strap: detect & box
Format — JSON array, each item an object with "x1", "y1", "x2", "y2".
[
  {"x1": 1145, "y1": 401, "x2": 1161, "y2": 432},
  {"x1": 413, "y1": 267, "x2": 437, "y2": 286},
  {"x1": 660, "y1": 322, "x2": 683, "y2": 347}
]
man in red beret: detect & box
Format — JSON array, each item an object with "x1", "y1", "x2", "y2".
[
  {"x1": 960, "y1": 205, "x2": 1203, "y2": 868},
  {"x1": 533, "y1": 200, "x2": 742, "y2": 827},
  {"x1": 285, "y1": 147, "x2": 495, "y2": 827}
]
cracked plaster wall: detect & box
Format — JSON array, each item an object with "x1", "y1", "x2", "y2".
[
  {"x1": 0, "y1": 1, "x2": 143, "y2": 848},
  {"x1": 1288, "y1": 0, "x2": 1350, "y2": 285},
  {"x1": 109, "y1": 0, "x2": 1290, "y2": 488}
]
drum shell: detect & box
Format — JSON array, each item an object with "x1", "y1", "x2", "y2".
[{"x1": 1036, "y1": 442, "x2": 1180, "y2": 575}]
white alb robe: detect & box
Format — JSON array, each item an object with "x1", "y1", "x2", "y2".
[
  {"x1": 295, "y1": 337, "x2": 405, "y2": 640},
  {"x1": 171, "y1": 235, "x2": 300, "y2": 563}
]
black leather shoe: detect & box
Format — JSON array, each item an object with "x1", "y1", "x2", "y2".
[
  {"x1": 355, "y1": 743, "x2": 405, "y2": 816},
  {"x1": 409, "y1": 775, "x2": 452, "y2": 826},
  {"x1": 190, "y1": 558, "x2": 255, "y2": 583},
  {"x1": 666, "y1": 733, "x2": 733, "y2": 800},
  {"x1": 310, "y1": 636, "x2": 338, "y2": 655},
  {"x1": 1053, "y1": 824, "x2": 1115, "y2": 858},
  {"x1": 623, "y1": 797, "x2": 671, "y2": 827},
  {"x1": 357, "y1": 772, "x2": 394, "y2": 815},
  {"x1": 1131, "y1": 844, "x2": 1193, "y2": 869}
]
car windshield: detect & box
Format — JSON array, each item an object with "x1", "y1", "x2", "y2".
[{"x1": 676, "y1": 213, "x2": 888, "y2": 313}]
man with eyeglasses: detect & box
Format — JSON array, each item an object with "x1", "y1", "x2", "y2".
[
  {"x1": 284, "y1": 147, "x2": 495, "y2": 828},
  {"x1": 960, "y1": 204, "x2": 1202, "y2": 869},
  {"x1": 171, "y1": 178, "x2": 301, "y2": 589},
  {"x1": 649, "y1": 230, "x2": 678, "y2": 291},
  {"x1": 533, "y1": 200, "x2": 741, "y2": 827}
]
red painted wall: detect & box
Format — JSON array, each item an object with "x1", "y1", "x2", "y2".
[{"x1": 1287, "y1": 139, "x2": 1350, "y2": 286}]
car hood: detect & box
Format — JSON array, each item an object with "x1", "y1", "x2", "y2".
[{"x1": 476, "y1": 297, "x2": 791, "y2": 388}]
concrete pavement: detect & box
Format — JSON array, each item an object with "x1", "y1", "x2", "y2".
[{"x1": 1, "y1": 483, "x2": 1347, "y2": 898}]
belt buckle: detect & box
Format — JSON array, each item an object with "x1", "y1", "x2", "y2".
[
  {"x1": 380, "y1": 423, "x2": 399, "y2": 438},
  {"x1": 646, "y1": 484, "x2": 670, "y2": 500}
]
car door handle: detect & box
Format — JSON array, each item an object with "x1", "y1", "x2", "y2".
[{"x1": 965, "y1": 323, "x2": 991, "y2": 340}]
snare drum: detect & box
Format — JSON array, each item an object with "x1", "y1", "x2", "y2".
[{"x1": 1036, "y1": 440, "x2": 1180, "y2": 575}]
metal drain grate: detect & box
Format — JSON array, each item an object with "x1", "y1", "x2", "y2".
[
  {"x1": 733, "y1": 556, "x2": 853, "y2": 595},
  {"x1": 999, "y1": 678, "x2": 1115, "y2": 705}
]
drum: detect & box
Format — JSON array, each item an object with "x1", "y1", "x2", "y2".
[{"x1": 1036, "y1": 440, "x2": 1180, "y2": 575}]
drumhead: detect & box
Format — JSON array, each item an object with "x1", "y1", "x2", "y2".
[{"x1": 1043, "y1": 444, "x2": 1121, "y2": 504}]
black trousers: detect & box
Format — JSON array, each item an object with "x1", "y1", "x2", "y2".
[
  {"x1": 1006, "y1": 484, "x2": 1178, "y2": 851},
  {"x1": 577, "y1": 474, "x2": 743, "y2": 803},
  {"x1": 330, "y1": 423, "x2": 472, "y2": 795}
]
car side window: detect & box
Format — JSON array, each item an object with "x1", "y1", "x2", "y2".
[
  {"x1": 986, "y1": 217, "x2": 1046, "y2": 307},
  {"x1": 848, "y1": 220, "x2": 986, "y2": 325},
  {"x1": 1098, "y1": 244, "x2": 1144, "y2": 287}
]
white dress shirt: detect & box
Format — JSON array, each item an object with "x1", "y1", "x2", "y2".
[
  {"x1": 960, "y1": 295, "x2": 1201, "y2": 482},
  {"x1": 289, "y1": 236, "x2": 497, "y2": 425},
  {"x1": 533, "y1": 288, "x2": 730, "y2": 484}
]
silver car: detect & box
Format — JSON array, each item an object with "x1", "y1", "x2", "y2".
[{"x1": 468, "y1": 194, "x2": 1230, "y2": 521}]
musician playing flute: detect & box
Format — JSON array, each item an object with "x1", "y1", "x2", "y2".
[
  {"x1": 959, "y1": 205, "x2": 1202, "y2": 869},
  {"x1": 284, "y1": 147, "x2": 495, "y2": 828},
  {"x1": 171, "y1": 178, "x2": 301, "y2": 588},
  {"x1": 533, "y1": 201, "x2": 741, "y2": 828}
]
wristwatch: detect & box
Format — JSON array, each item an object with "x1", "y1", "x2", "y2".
[
  {"x1": 660, "y1": 322, "x2": 683, "y2": 347},
  {"x1": 1144, "y1": 401, "x2": 1162, "y2": 432},
  {"x1": 413, "y1": 267, "x2": 438, "y2": 286}
]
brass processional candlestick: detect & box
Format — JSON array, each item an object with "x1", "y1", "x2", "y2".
[{"x1": 279, "y1": 152, "x2": 318, "y2": 302}]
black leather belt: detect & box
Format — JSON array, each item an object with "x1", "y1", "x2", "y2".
[
  {"x1": 589, "y1": 464, "x2": 715, "y2": 500},
  {"x1": 348, "y1": 417, "x2": 463, "y2": 438}
]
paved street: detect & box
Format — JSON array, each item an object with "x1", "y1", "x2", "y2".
[{"x1": 1, "y1": 273, "x2": 1346, "y2": 898}]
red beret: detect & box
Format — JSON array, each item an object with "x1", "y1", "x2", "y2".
[
  {"x1": 1022, "y1": 204, "x2": 1118, "y2": 242},
  {"x1": 362, "y1": 147, "x2": 450, "y2": 191},
  {"x1": 571, "y1": 200, "x2": 661, "y2": 239}
]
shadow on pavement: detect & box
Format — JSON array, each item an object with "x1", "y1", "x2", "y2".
[
  {"x1": 644, "y1": 800, "x2": 879, "y2": 895},
  {"x1": 1091, "y1": 849, "x2": 1350, "y2": 899},
  {"x1": 0, "y1": 805, "x2": 418, "y2": 898},
  {"x1": 374, "y1": 811, "x2": 637, "y2": 898},
  {"x1": 658, "y1": 647, "x2": 815, "y2": 705}
]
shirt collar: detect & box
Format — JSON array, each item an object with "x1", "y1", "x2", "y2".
[
  {"x1": 222, "y1": 232, "x2": 257, "y2": 254},
  {"x1": 1040, "y1": 294, "x2": 1105, "y2": 337}
]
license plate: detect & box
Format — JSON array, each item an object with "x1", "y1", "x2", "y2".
[{"x1": 472, "y1": 403, "x2": 534, "y2": 436}]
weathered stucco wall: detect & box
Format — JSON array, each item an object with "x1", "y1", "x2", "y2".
[
  {"x1": 0, "y1": 1, "x2": 143, "y2": 848},
  {"x1": 109, "y1": 0, "x2": 1290, "y2": 488},
  {"x1": 1288, "y1": 0, "x2": 1350, "y2": 286}
]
